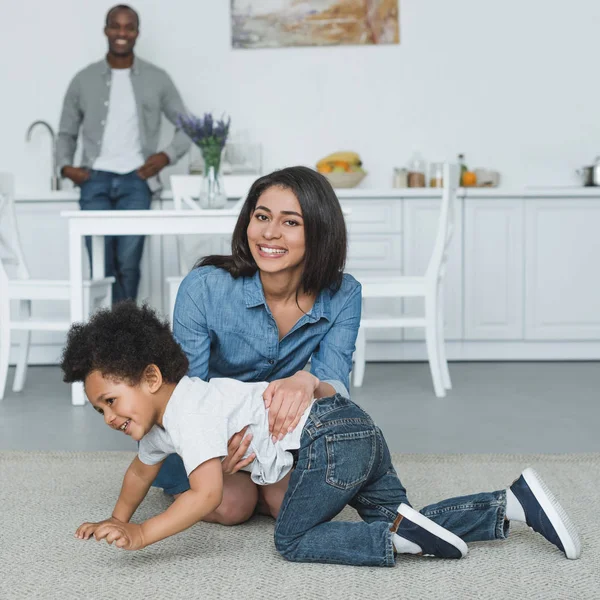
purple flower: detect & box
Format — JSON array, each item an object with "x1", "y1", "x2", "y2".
[{"x1": 177, "y1": 113, "x2": 231, "y2": 150}]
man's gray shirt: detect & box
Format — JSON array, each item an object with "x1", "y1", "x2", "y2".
[{"x1": 56, "y1": 57, "x2": 191, "y2": 191}]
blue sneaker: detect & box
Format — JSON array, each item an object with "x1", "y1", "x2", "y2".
[
  {"x1": 391, "y1": 503, "x2": 468, "y2": 558},
  {"x1": 510, "y1": 468, "x2": 581, "y2": 559}
]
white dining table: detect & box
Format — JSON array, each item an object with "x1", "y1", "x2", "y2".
[{"x1": 61, "y1": 205, "x2": 243, "y2": 405}]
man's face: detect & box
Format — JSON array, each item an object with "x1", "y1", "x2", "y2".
[{"x1": 104, "y1": 8, "x2": 139, "y2": 57}]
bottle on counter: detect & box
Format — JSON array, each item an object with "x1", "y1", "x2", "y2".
[
  {"x1": 458, "y1": 153, "x2": 468, "y2": 186},
  {"x1": 392, "y1": 167, "x2": 408, "y2": 188},
  {"x1": 429, "y1": 162, "x2": 444, "y2": 188},
  {"x1": 407, "y1": 152, "x2": 426, "y2": 188}
]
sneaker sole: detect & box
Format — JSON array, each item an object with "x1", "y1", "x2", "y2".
[
  {"x1": 522, "y1": 467, "x2": 582, "y2": 560},
  {"x1": 398, "y1": 503, "x2": 468, "y2": 558}
]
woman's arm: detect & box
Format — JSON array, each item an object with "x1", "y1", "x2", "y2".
[
  {"x1": 309, "y1": 282, "x2": 362, "y2": 399},
  {"x1": 172, "y1": 274, "x2": 211, "y2": 379}
]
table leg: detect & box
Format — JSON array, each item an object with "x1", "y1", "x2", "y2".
[
  {"x1": 69, "y1": 225, "x2": 85, "y2": 406},
  {"x1": 91, "y1": 235, "x2": 104, "y2": 280}
]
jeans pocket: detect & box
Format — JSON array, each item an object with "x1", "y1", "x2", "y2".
[{"x1": 325, "y1": 429, "x2": 376, "y2": 490}]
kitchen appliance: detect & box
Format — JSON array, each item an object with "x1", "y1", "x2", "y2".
[{"x1": 577, "y1": 157, "x2": 600, "y2": 186}]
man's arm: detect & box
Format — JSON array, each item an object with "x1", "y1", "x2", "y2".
[
  {"x1": 56, "y1": 75, "x2": 83, "y2": 176},
  {"x1": 159, "y1": 72, "x2": 192, "y2": 164}
]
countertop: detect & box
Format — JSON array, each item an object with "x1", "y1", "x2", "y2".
[{"x1": 14, "y1": 186, "x2": 600, "y2": 202}]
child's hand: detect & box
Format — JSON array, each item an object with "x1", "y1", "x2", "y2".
[
  {"x1": 91, "y1": 521, "x2": 145, "y2": 550},
  {"x1": 75, "y1": 518, "x2": 145, "y2": 550},
  {"x1": 75, "y1": 517, "x2": 123, "y2": 541}
]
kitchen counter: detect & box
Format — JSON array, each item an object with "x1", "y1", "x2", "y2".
[{"x1": 14, "y1": 186, "x2": 600, "y2": 202}]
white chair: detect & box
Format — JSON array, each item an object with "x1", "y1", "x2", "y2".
[
  {"x1": 0, "y1": 173, "x2": 114, "y2": 400},
  {"x1": 352, "y1": 163, "x2": 459, "y2": 398},
  {"x1": 167, "y1": 174, "x2": 255, "y2": 321}
]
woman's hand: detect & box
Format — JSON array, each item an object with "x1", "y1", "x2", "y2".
[
  {"x1": 263, "y1": 371, "x2": 319, "y2": 442},
  {"x1": 221, "y1": 426, "x2": 256, "y2": 475}
]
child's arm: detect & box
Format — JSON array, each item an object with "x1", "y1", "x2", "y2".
[
  {"x1": 140, "y1": 458, "x2": 223, "y2": 546},
  {"x1": 89, "y1": 458, "x2": 224, "y2": 550},
  {"x1": 75, "y1": 456, "x2": 162, "y2": 540},
  {"x1": 112, "y1": 456, "x2": 162, "y2": 522}
]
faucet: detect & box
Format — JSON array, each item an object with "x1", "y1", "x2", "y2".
[{"x1": 26, "y1": 120, "x2": 61, "y2": 191}]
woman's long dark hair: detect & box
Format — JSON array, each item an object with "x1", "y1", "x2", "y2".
[{"x1": 196, "y1": 166, "x2": 347, "y2": 294}]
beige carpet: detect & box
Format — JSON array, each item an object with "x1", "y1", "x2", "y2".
[{"x1": 1, "y1": 452, "x2": 598, "y2": 600}]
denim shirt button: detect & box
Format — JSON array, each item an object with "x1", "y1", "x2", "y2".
[{"x1": 268, "y1": 359, "x2": 275, "y2": 365}]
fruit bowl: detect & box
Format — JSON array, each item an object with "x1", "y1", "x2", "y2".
[{"x1": 323, "y1": 171, "x2": 367, "y2": 189}]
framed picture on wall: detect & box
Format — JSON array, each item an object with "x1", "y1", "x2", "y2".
[{"x1": 231, "y1": 0, "x2": 400, "y2": 49}]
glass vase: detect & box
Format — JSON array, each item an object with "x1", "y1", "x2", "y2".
[{"x1": 198, "y1": 146, "x2": 227, "y2": 209}]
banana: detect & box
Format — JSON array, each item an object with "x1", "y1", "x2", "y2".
[{"x1": 316, "y1": 151, "x2": 362, "y2": 170}]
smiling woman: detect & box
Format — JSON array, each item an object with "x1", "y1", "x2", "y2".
[{"x1": 155, "y1": 166, "x2": 362, "y2": 525}]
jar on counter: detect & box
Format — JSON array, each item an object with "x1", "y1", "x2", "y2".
[
  {"x1": 429, "y1": 162, "x2": 444, "y2": 188},
  {"x1": 393, "y1": 167, "x2": 408, "y2": 188},
  {"x1": 407, "y1": 152, "x2": 426, "y2": 188}
]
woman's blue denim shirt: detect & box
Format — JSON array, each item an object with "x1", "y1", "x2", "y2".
[{"x1": 172, "y1": 266, "x2": 362, "y2": 398}]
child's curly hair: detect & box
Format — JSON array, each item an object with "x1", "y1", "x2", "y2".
[{"x1": 61, "y1": 301, "x2": 189, "y2": 385}]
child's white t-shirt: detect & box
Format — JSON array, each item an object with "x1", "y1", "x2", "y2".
[{"x1": 138, "y1": 376, "x2": 313, "y2": 485}]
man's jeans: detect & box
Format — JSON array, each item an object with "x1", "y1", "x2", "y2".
[
  {"x1": 79, "y1": 169, "x2": 151, "y2": 303},
  {"x1": 274, "y1": 395, "x2": 509, "y2": 566}
]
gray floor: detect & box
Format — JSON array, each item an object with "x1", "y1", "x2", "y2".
[{"x1": 1, "y1": 362, "x2": 599, "y2": 453}]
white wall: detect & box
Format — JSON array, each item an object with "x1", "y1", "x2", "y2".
[{"x1": 1, "y1": 0, "x2": 598, "y2": 193}]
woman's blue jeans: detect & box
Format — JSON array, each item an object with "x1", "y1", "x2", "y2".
[
  {"x1": 79, "y1": 169, "x2": 151, "y2": 303},
  {"x1": 274, "y1": 395, "x2": 508, "y2": 566}
]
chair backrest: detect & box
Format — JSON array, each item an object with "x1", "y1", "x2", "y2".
[
  {"x1": 425, "y1": 162, "x2": 459, "y2": 283},
  {"x1": 0, "y1": 172, "x2": 30, "y2": 280}
]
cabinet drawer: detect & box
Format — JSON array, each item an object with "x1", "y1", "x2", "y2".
[
  {"x1": 346, "y1": 234, "x2": 402, "y2": 271},
  {"x1": 340, "y1": 200, "x2": 402, "y2": 234}
]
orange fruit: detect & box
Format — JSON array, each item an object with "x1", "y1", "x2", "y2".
[
  {"x1": 462, "y1": 171, "x2": 477, "y2": 187},
  {"x1": 317, "y1": 164, "x2": 333, "y2": 173}
]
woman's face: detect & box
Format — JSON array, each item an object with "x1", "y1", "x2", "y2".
[{"x1": 247, "y1": 186, "x2": 306, "y2": 278}]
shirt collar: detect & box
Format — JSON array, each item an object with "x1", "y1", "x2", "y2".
[
  {"x1": 162, "y1": 376, "x2": 193, "y2": 432},
  {"x1": 243, "y1": 270, "x2": 331, "y2": 322},
  {"x1": 101, "y1": 56, "x2": 140, "y2": 75}
]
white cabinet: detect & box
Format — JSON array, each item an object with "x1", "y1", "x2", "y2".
[
  {"x1": 464, "y1": 200, "x2": 524, "y2": 339},
  {"x1": 525, "y1": 200, "x2": 600, "y2": 340},
  {"x1": 402, "y1": 199, "x2": 463, "y2": 340},
  {"x1": 12, "y1": 188, "x2": 600, "y2": 364},
  {"x1": 341, "y1": 199, "x2": 403, "y2": 275}
]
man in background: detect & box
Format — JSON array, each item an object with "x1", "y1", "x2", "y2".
[{"x1": 56, "y1": 4, "x2": 191, "y2": 302}]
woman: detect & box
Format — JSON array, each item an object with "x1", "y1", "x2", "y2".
[{"x1": 153, "y1": 166, "x2": 362, "y2": 524}]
